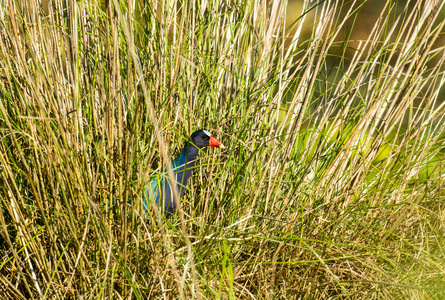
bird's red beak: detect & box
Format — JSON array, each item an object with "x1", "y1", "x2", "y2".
[{"x1": 209, "y1": 135, "x2": 225, "y2": 148}]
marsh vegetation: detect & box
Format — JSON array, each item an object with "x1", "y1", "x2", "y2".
[{"x1": 0, "y1": 0, "x2": 444, "y2": 298}]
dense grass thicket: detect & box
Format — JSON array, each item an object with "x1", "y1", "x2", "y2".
[{"x1": 0, "y1": 0, "x2": 444, "y2": 298}]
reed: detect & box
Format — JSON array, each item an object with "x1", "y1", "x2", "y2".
[{"x1": 0, "y1": 0, "x2": 444, "y2": 298}]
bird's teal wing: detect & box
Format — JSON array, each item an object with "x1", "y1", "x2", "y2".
[
  {"x1": 143, "y1": 154, "x2": 185, "y2": 216},
  {"x1": 143, "y1": 174, "x2": 162, "y2": 213}
]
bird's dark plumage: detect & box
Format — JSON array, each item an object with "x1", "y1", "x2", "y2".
[{"x1": 144, "y1": 130, "x2": 224, "y2": 217}]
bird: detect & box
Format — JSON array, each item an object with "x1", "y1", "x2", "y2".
[{"x1": 144, "y1": 129, "x2": 225, "y2": 217}]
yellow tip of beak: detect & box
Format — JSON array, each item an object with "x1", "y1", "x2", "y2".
[{"x1": 219, "y1": 143, "x2": 225, "y2": 149}]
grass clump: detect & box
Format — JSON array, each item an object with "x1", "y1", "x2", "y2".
[{"x1": 0, "y1": 0, "x2": 444, "y2": 298}]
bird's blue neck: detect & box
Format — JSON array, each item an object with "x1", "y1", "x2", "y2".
[{"x1": 172, "y1": 142, "x2": 200, "y2": 196}]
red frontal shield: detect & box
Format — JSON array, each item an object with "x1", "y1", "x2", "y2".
[{"x1": 209, "y1": 135, "x2": 224, "y2": 148}]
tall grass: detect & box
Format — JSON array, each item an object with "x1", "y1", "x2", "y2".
[{"x1": 0, "y1": 0, "x2": 444, "y2": 298}]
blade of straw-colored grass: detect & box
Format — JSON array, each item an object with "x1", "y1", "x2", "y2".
[{"x1": 110, "y1": 1, "x2": 201, "y2": 298}]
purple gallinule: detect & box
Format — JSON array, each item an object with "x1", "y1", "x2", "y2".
[{"x1": 144, "y1": 130, "x2": 224, "y2": 217}]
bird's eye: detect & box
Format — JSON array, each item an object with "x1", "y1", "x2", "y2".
[{"x1": 203, "y1": 135, "x2": 209, "y2": 139}]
